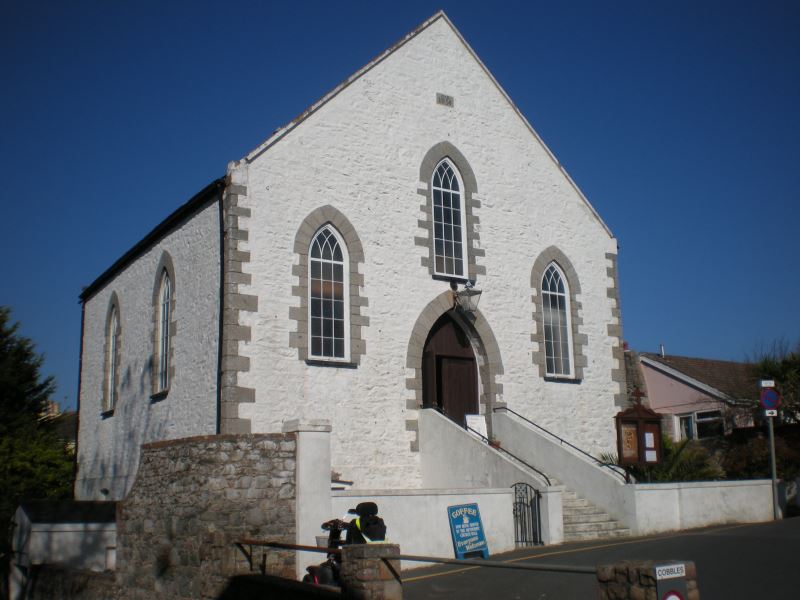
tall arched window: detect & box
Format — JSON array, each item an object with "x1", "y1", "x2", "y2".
[
  {"x1": 104, "y1": 302, "x2": 120, "y2": 413},
  {"x1": 432, "y1": 159, "x2": 467, "y2": 278},
  {"x1": 309, "y1": 225, "x2": 349, "y2": 360},
  {"x1": 542, "y1": 263, "x2": 573, "y2": 377},
  {"x1": 156, "y1": 270, "x2": 172, "y2": 392}
]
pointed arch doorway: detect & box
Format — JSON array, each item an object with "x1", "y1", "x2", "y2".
[{"x1": 422, "y1": 313, "x2": 479, "y2": 427}]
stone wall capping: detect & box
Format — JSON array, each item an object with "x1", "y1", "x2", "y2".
[{"x1": 282, "y1": 419, "x2": 332, "y2": 433}]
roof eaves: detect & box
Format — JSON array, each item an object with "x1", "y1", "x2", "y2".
[
  {"x1": 79, "y1": 177, "x2": 225, "y2": 302},
  {"x1": 639, "y1": 355, "x2": 736, "y2": 404}
]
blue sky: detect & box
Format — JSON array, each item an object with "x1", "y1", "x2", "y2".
[{"x1": 2, "y1": 1, "x2": 798, "y2": 411}]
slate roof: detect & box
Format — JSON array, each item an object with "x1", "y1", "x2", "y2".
[{"x1": 640, "y1": 353, "x2": 759, "y2": 401}]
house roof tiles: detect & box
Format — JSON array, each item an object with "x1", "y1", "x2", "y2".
[{"x1": 640, "y1": 353, "x2": 758, "y2": 401}]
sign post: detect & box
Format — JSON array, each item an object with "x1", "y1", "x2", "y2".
[{"x1": 760, "y1": 381, "x2": 782, "y2": 520}]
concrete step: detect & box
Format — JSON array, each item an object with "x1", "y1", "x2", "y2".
[
  {"x1": 563, "y1": 512, "x2": 615, "y2": 524},
  {"x1": 564, "y1": 528, "x2": 631, "y2": 542},
  {"x1": 564, "y1": 520, "x2": 627, "y2": 533}
]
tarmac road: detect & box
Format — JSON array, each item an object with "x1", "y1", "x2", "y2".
[{"x1": 402, "y1": 518, "x2": 800, "y2": 599}]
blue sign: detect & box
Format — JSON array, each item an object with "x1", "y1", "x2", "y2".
[{"x1": 447, "y1": 503, "x2": 489, "y2": 560}]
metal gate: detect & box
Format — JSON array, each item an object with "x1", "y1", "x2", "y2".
[{"x1": 512, "y1": 482, "x2": 542, "y2": 546}]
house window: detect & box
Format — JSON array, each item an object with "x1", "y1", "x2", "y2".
[
  {"x1": 309, "y1": 225, "x2": 349, "y2": 360},
  {"x1": 541, "y1": 263, "x2": 573, "y2": 377},
  {"x1": 156, "y1": 270, "x2": 171, "y2": 392},
  {"x1": 678, "y1": 414, "x2": 694, "y2": 440},
  {"x1": 695, "y1": 410, "x2": 723, "y2": 438},
  {"x1": 432, "y1": 159, "x2": 467, "y2": 278},
  {"x1": 103, "y1": 302, "x2": 120, "y2": 413},
  {"x1": 677, "y1": 410, "x2": 723, "y2": 440}
]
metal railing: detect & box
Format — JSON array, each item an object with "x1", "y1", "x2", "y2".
[
  {"x1": 493, "y1": 406, "x2": 629, "y2": 483},
  {"x1": 465, "y1": 425, "x2": 551, "y2": 486},
  {"x1": 235, "y1": 539, "x2": 596, "y2": 577}
]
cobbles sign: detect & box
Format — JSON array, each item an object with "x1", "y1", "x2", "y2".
[{"x1": 447, "y1": 503, "x2": 489, "y2": 559}]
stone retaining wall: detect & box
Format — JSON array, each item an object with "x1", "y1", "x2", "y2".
[{"x1": 116, "y1": 433, "x2": 297, "y2": 600}]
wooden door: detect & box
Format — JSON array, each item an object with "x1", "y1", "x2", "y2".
[{"x1": 422, "y1": 315, "x2": 478, "y2": 427}]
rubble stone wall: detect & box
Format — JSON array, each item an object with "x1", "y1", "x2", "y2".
[{"x1": 116, "y1": 433, "x2": 297, "y2": 600}]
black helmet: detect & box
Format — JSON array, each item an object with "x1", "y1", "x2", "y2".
[{"x1": 352, "y1": 502, "x2": 378, "y2": 518}]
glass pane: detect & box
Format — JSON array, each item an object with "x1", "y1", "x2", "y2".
[
  {"x1": 333, "y1": 264, "x2": 343, "y2": 281},
  {"x1": 434, "y1": 223, "x2": 443, "y2": 239},
  {"x1": 334, "y1": 339, "x2": 344, "y2": 358},
  {"x1": 311, "y1": 261, "x2": 321, "y2": 278},
  {"x1": 332, "y1": 244, "x2": 342, "y2": 262},
  {"x1": 433, "y1": 189, "x2": 442, "y2": 206},
  {"x1": 311, "y1": 337, "x2": 322, "y2": 356},
  {"x1": 311, "y1": 317, "x2": 321, "y2": 337},
  {"x1": 322, "y1": 302, "x2": 332, "y2": 318},
  {"x1": 322, "y1": 263, "x2": 332, "y2": 280},
  {"x1": 323, "y1": 339, "x2": 333, "y2": 357},
  {"x1": 322, "y1": 281, "x2": 333, "y2": 299},
  {"x1": 323, "y1": 319, "x2": 332, "y2": 337},
  {"x1": 333, "y1": 283, "x2": 343, "y2": 300},
  {"x1": 311, "y1": 300, "x2": 322, "y2": 318},
  {"x1": 334, "y1": 300, "x2": 343, "y2": 319},
  {"x1": 435, "y1": 256, "x2": 444, "y2": 272},
  {"x1": 334, "y1": 320, "x2": 344, "y2": 338}
]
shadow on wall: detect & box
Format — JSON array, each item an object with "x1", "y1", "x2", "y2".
[{"x1": 82, "y1": 353, "x2": 171, "y2": 500}]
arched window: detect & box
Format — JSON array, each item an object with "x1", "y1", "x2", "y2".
[
  {"x1": 104, "y1": 301, "x2": 120, "y2": 413},
  {"x1": 309, "y1": 225, "x2": 349, "y2": 360},
  {"x1": 542, "y1": 263, "x2": 573, "y2": 377},
  {"x1": 432, "y1": 159, "x2": 467, "y2": 278},
  {"x1": 156, "y1": 270, "x2": 172, "y2": 392}
]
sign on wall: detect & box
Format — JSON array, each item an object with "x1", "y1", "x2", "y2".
[{"x1": 447, "y1": 503, "x2": 489, "y2": 559}]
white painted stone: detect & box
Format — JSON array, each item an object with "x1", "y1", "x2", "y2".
[
  {"x1": 332, "y1": 487, "x2": 514, "y2": 569},
  {"x1": 236, "y1": 16, "x2": 621, "y2": 489},
  {"x1": 75, "y1": 200, "x2": 220, "y2": 500}
]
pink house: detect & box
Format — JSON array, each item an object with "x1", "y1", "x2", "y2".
[{"x1": 628, "y1": 351, "x2": 758, "y2": 441}]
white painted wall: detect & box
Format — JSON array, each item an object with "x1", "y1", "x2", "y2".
[
  {"x1": 493, "y1": 410, "x2": 775, "y2": 534},
  {"x1": 10, "y1": 508, "x2": 116, "y2": 600},
  {"x1": 332, "y1": 488, "x2": 514, "y2": 570},
  {"x1": 286, "y1": 420, "x2": 334, "y2": 579},
  {"x1": 419, "y1": 409, "x2": 563, "y2": 544},
  {"x1": 493, "y1": 410, "x2": 632, "y2": 525},
  {"x1": 76, "y1": 199, "x2": 220, "y2": 500},
  {"x1": 235, "y1": 16, "x2": 621, "y2": 490},
  {"x1": 627, "y1": 480, "x2": 774, "y2": 534}
]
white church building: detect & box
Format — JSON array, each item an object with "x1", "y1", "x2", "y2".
[{"x1": 75, "y1": 13, "x2": 771, "y2": 555}]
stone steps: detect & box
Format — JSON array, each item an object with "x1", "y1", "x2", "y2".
[{"x1": 559, "y1": 488, "x2": 630, "y2": 543}]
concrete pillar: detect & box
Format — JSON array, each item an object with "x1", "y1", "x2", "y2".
[
  {"x1": 282, "y1": 419, "x2": 332, "y2": 579},
  {"x1": 538, "y1": 488, "x2": 564, "y2": 545},
  {"x1": 596, "y1": 560, "x2": 699, "y2": 600},
  {"x1": 340, "y1": 543, "x2": 402, "y2": 600}
]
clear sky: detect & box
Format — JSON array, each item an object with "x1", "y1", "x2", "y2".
[{"x1": 2, "y1": 0, "x2": 798, "y2": 411}]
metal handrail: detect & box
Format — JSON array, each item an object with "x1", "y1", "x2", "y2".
[
  {"x1": 493, "y1": 406, "x2": 629, "y2": 483},
  {"x1": 465, "y1": 425, "x2": 552, "y2": 486},
  {"x1": 234, "y1": 540, "x2": 596, "y2": 576}
]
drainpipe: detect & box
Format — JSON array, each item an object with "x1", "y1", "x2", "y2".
[{"x1": 215, "y1": 181, "x2": 226, "y2": 435}]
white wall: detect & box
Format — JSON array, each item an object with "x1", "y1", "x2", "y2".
[
  {"x1": 76, "y1": 199, "x2": 220, "y2": 500},
  {"x1": 10, "y1": 508, "x2": 116, "y2": 600},
  {"x1": 235, "y1": 16, "x2": 621, "y2": 490},
  {"x1": 628, "y1": 480, "x2": 774, "y2": 534},
  {"x1": 332, "y1": 488, "x2": 514, "y2": 569},
  {"x1": 493, "y1": 410, "x2": 632, "y2": 525}
]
